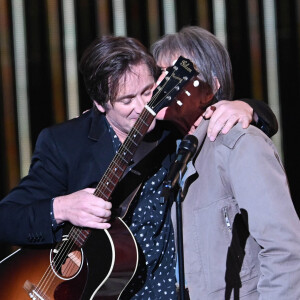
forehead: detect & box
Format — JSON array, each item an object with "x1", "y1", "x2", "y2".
[{"x1": 116, "y1": 63, "x2": 154, "y2": 96}]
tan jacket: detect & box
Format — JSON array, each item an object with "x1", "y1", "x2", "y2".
[{"x1": 172, "y1": 120, "x2": 300, "y2": 299}]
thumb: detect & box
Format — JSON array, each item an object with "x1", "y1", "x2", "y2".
[{"x1": 84, "y1": 188, "x2": 96, "y2": 194}]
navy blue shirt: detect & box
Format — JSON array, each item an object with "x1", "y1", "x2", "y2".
[{"x1": 108, "y1": 124, "x2": 176, "y2": 300}]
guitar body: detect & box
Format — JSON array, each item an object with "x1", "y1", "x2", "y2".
[
  {"x1": 0, "y1": 57, "x2": 198, "y2": 299},
  {"x1": 0, "y1": 217, "x2": 138, "y2": 300}
]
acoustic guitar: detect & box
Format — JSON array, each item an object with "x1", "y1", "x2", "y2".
[{"x1": 0, "y1": 56, "x2": 200, "y2": 299}]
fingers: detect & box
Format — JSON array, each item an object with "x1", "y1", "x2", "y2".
[
  {"x1": 87, "y1": 222, "x2": 111, "y2": 230},
  {"x1": 156, "y1": 107, "x2": 167, "y2": 120},
  {"x1": 208, "y1": 112, "x2": 241, "y2": 141},
  {"x1": 75, "y1": 212, "x2": 111, "y2": 229},
  {"x1": 54, "y1": 189, "x2": 113, "y2": 229},
  {"x1": 202, "y1": 103, "x2": 218, "y2": 120},
  {"x1": 220, "y1": 115, "x2": 241, "y2": 134},
  {"x1": 82, "y1": 188, "x2": 112, "y2": 210},
  {"x1": 206, "y1": 105, "x2": 229, "y2": 141},
  {"x1": 204, "y1": 100, "x2": 254, "y2": 141},
  {"x1": 81, "y1": 212, "x2": 112, "y2": 230},
  {"x1": 207, "y1": 118, "x2": 225, "y2": 141},
  {"x1": 72, "y1": 204, "x2": 112, "y2": 229},
  {"x1": 83, "y1": 187, "x2": 96, "y2": 194},
  {"x1": 188, "y1": 115, "x2": 203, "y2": 134},
  {"x1": 79, "y1": 196, "x2": 112, "y2": 227},
  {"x1": 241, "y1": 117, "x2": 250, "y2": 129}
]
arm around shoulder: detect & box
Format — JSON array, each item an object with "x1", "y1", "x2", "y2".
[{"x1": 241, "y1": 98, "x2": 278, "y2": 137}]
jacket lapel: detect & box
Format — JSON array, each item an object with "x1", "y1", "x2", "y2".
[
  {"x1": 89, "y1": 108, "x2": 115, "y2": 181},
  {"x1": 193, "y1": 119, "x2": 209, "y2": 151}
]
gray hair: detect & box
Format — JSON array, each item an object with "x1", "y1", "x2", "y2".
[{"x1": 151, "y1": 26, "x2": 234, "y2": 101}]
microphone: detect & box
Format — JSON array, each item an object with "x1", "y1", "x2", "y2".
[{"x1": 161, "y1": 135, "x2": 198, "y2": 203}]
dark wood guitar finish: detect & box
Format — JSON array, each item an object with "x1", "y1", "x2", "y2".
[
  {"x1": 0, "y1": 57, "x2": 198, "y2": 299},
  {"x1": 0, "y1": 218, "x2": 135, "y2": 299}
]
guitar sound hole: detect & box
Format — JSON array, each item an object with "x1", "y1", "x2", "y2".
[
  {"x1": 50, "y1": 245, "x2": 83, "y2": 280},
  {"x1": 61, "y1": 249, "x2": 82, "y2": 277}
]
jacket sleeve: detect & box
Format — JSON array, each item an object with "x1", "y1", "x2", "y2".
[
  {"x1": 228, "y1": 128, "x2": 300, "y2": 299},
  {"x1": 241, "y1": 98, "x2": 278, "y2": 137},
  {"x1": 0, "y1": 128, "x2": 67, "y2": 246}
]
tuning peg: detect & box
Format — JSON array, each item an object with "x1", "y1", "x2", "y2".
[
  {"x1": 193, "y1": 80, "x2": 200, "y2": 87},
  {"x1": 184, "y1": 90, "x2": 191, "y2": 96}
]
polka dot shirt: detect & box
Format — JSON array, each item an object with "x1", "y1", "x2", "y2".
[{"x1": 108, "y1": 124, "x2": 177, "y2": 300}]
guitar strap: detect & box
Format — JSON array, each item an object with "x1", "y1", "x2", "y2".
[{"x1": 111, "y1": 129, "x2": 177, "y2": 218}]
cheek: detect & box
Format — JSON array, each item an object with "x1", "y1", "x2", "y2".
[
  {"x1": 110, "y1": 102, "x2": 131, "y2": 117},
  {"x1": 119, "y1": 105, "x2": 136, "y2": 119}
]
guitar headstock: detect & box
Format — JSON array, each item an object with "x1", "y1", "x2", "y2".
[{"x1": 148, "y1": 56, "x2": 199, "y2": 114}]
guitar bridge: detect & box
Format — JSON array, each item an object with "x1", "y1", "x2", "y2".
[{"x1": 23, "y1": 280, "x2": 49, "y2": 300}]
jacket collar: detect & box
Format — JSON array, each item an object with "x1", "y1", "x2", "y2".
[
  {"x1": 180, "y1": 119, "x2": 209, "y2": 190},
  {"x1": 87, "y1": 106, "x2": 115, "y2": 181},
  {"x1": 88, "y1": 106, "x2": 108, "y2": 141},
  {"x1": 193, "y1": 119, "x2": 209, "y2": 152}
]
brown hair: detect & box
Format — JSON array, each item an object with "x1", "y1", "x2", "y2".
[{"x1": 80, "y1": 36, "x2": 159, "y2": 106}]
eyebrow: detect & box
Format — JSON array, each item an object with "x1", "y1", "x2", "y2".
[{"x1": 116, "y1": 82, "x2": 155, "y2": 102}]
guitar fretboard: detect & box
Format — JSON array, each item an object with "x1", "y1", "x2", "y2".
[
  {"x1": 71, "y1": 109, "x2": 154, "y2": 247},
  {"x1": 69, "y1": 56, "x2": 198, "y2": 247},
  {"x1": 94, "y1": 109, "x2": 154, "y2": 201}
]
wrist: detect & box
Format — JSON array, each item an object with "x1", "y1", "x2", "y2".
[
  {"x1": 52, "y1": 197, "x2": 65, "y2": 226},
  {"x1": 253, "y1": 111, "x2": 259, "y2": 123}
]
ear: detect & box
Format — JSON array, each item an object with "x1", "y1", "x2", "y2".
[
  {"x1": 94, "y1": 101, "x2": 106, "y2": 113},
  {"x1": 213, "y1": 77, "x2": 220, "y2": 94}
]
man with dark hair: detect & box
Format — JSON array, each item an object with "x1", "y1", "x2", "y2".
[{"x1": 0, "y1": 35, "x2": 278, "y2": 299}]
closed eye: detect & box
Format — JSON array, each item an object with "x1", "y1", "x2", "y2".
[
  {"x1": 121, "y1": 97, "x2": 134, "y2": 105},
  {"x1": 143, "y1": 89, "x2": 153, "y2": 96}
]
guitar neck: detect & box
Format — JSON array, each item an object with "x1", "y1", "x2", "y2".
[
  {"x1": 94, "y1": 108, "x2": 155, "y2": 201},
  {"x1": 71, "y1": 108, "x2": 154, "y2": 247},
  {"x1": 70, "y1": 56, "x2": 198, "y2": 246}
]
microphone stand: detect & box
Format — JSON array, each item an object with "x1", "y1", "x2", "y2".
[
  {"x1": 161, "y1": 134, "x2": 197, "y2": 299},
  {"x1": 163, "y1": 173, "x2": 188, "y2": 300}
]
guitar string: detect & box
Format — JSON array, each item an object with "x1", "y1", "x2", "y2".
[
  {"x1": 35, "y1": 228, "x2": 79, "y2": 293},
  {"x1": 34, "y1": 65, "x2": 189, "y2": 296},
  {"x1": 34, "y1": 66, "x2": 188, "y2": 295},
  {"x1": 94, "y1": 112, "x2": 151, "y2": 199},
  {"x1": 33, "y1": 83, "x2": 166, "y2": 294},
  {"x1": 33, "y1": 79, "x2": 170, "y2": 296},
  {"x1": 34, "y1": 111, "x2": 155, "y2": 295},
  {"x1": 92, "y1": 69, "x2": 179, "y2": 199},
  {"x1": 34, "y1": 109, "x2": 155, "y2": 295},
  {"x1": 33, "y1": 83, "x2": 176, "y2": 296},
  {"x1": 39, "y1": 65, "x2": 192, "y2": 292},
  {"x1": 35, "y1": 226, "x2": 88, "y2": 296}
]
